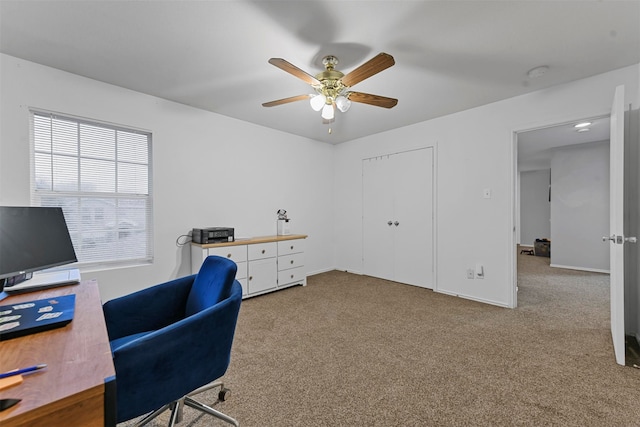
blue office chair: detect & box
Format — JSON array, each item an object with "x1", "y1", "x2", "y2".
[{"x1": 102, "y1": 256, "x2": 242, "y2": 426}]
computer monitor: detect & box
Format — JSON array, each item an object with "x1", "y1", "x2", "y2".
[{"x1": 0, "y1": 206, "x2": 78, "y2": 292}]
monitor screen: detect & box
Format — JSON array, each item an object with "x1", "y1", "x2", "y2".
[{"x1": 0, "y1": 206, "x2": 78, "y2": 281}]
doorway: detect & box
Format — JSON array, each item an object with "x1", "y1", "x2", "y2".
[{"x1": 512, "y1": 115, "x2": 611, "y2": 308}]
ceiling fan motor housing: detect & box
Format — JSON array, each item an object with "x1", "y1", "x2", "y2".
[{"x1": 315, "y1": 56, "x2": 349, "y2": 104}]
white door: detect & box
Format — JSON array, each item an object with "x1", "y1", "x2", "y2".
[
  {"x1": 363, "y1": 155, "x2": 395, "y2": 281},
  {"x1": 607, "y1": 85, "x2": 625, "y2": 366},
  {"x1": 393, "y1": 148, "x2": 434, "y2": 288},
  {"x1": 362, "y1": 148, "x2": 434, "y2": 288}
]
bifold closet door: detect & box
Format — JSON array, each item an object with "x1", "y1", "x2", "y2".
[
  {"x1": 362, "y1": 148, "x2": 434, "y2": 288},
  {"x1": 393, "y1": 148, "x2": 433, "y2": 288},
  {"x1": 362, "y1": 154, "x2": 395, "y2": 281}
]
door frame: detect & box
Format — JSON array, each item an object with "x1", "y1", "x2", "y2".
[{"x1": 509, "y1": 113, "x2": 611, "y2": 309}]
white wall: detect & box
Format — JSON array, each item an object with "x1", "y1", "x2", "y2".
[
  {"x1": 334, "y1": 64, "x2": 639, "y2": 308},
  {"x1": 550, "y1": 142, "x2": 609, "y2": 272},
  {"x1": 2, "y1": 53, "x2": 639, "y2": 309},
  {"x1": 520, "y1": 169, "x2": 551, "y2": 246},
  {"x1": 0, "y1": 54, "x2": 335, "y2": 301}
]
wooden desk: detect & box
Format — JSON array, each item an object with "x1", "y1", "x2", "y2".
[{"x1": 0, "y1": 280, "x2": 116, "y2": 427}]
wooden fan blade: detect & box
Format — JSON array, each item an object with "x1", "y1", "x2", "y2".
[
  {"x1": 348, "y1": 92, "x2": 398, "y2": 108},
  {"x1": 341, "y1": 53, "x2": 395, "y2": 87},
  {"x1": 268, "y1": 58, "x2": 321, "y2": 86},
  {"x1": 262, "y1": 94, "x2": 311, "y2": 107}
]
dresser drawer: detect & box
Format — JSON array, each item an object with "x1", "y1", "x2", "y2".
[
  {"x1": 208, "y1": 245, "x2": 247, "y2": 263},
  {"x1": 277, "y1": 239, "x2": 305, "y2": 256},
  {"x1": 248, "y1": 242, "x2": 277, "y2": 260},
  {"x1": 278, "y1": 253, "x2": 304, "y2": 271},
  {"x1": 278, "y1": 266, "x2": 305, "y2": 286}
]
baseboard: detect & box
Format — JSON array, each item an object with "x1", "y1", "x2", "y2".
[
  {"x1": 323, "y1": 267, "x2": 362, "y2": 275},
  {"x1": 307, "y1": 267, "x2": 364, "y2": 276},
  {"x1": 433, "y1": 288, "x2": 512, "y2": 309},
  {"x1": 549, "y1": 264, "x2": 610, "y2": 274},
  {"x1": 306, "y1": 267, "x2": 337, "y2": 277},
  {"x1": 518, "y1": 244, "x2": 534, "y2": 248}
]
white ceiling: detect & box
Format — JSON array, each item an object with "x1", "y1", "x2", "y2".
[
  {"x1": 1, "y1": 1, "x2": 639, "y2": 144},
  {"x1": 518, "y1": 116, "x2": 611, "y2": 172}
]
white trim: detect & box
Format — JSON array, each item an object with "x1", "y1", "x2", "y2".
[
  {"x1": 432, "y1": 141, "x2": 439, "y2": 294},
  {"x1": 509, "y1": 129, "x2": 518, "y2": 308},
  {"x1": 306, "y1": 267, "x2": 337, "y2": 276},
  {"x1": 549, "y1": 264, "x2": 610, "y2": 274},
  {"x1": 434, "y1": 289, "x2": 512, "y2": 309}
]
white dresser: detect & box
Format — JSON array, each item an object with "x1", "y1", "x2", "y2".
[{"x1": 191, "y1": 234, "x2": 307, "y2": 298}]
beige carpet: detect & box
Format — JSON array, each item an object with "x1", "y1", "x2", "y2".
[{"x1": 121, "y1": 251, "x2": 640, "y2": 426}]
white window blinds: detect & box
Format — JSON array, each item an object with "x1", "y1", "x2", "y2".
[{"x1": 31, "y1": 111, "x2": 153, "y2": 268}]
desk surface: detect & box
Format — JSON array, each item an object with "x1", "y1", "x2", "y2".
[
  {"x1": 0, "y1": 280, "x2": 115, "y2": 427},
  {"x1": 191, "y1": 233, "x2": 308, "y2": 249}
]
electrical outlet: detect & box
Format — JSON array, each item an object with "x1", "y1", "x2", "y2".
[{"x1": 466, "y1": 269, "x2": 475, "y2": 279}]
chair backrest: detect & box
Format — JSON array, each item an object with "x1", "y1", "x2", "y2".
[{"x1": 185, "y1": 255, "x2": 237, "y2": 316}]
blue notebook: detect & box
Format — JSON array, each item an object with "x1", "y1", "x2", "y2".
[{"x1": 0, "y1": 294, "x2": 75, "y2": 341}]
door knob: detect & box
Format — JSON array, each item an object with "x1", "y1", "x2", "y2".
[
  {"x1": 625, "y1": 236, "x2": 638, "y2": 243},
  {"x1": 394, "y1": 221, "x2": 399, "y2": 226}
]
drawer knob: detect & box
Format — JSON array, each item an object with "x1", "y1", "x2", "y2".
[
  {"x1": 249, "y1": 276, "x2": 253, "y2": 281},
  {"x1": 291, "y1": 274, "x2": 294, "y2": 279},
  {"x1": 262, "y1": 249, "x2": 265, "y2": 254},
  {"x1": 227, "y1": 253, "x2": 232, "y2": 258},
  {"x1": 290, "y1": 260, "x2": 294, "y2": 264},
  {"x1": 290, "y1": 245, "x2": 294, "y2": 250}
]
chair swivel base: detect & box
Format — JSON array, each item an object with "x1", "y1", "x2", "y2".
[{"x1": 134, "y1": 381, "x2": 239, "y2": 427}]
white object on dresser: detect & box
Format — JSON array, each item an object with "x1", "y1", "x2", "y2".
[{"x1": 191, "y1": 234, "x2": 307, "y2": 298}]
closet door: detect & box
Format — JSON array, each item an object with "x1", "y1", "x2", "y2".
[
  {"x1": 392, "y1": 148, "x2": 434, "y2": 288},
  {"x1": 362, "y1": 155, "x2": 394, "y2": 281},
  {"x1": 362, "y1": 148, "x2": 434, "y2": 288}
]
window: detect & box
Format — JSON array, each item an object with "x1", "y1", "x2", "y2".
[{"x1": 31, "y1": 111, "x2": 153, "y2": 269}]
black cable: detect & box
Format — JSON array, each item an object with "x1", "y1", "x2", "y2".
[{"x1": 176, "y1": 234, "x2": 192, "y2": 247}]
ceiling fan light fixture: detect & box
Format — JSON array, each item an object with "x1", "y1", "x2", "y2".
[
  {"x1": 321, "y1": 103, "x2": 335, "y2": 120},
  {"x1": 310, "y1": 94, "x2": 326, "y2": 111},
  {"x1": 335, "y1": 95, "x2": 351, "y2": 112},
  {"x1": 263, "y1": 52, "x2": 397, "y2": 128}
]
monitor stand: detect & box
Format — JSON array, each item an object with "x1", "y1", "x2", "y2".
[{"x1": 4, "y1": 269, "x2": 81, "y2": 294}]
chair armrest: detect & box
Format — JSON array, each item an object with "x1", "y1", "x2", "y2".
[
  {"x1": 112, "y1": 281, "x2": 242, "y2": 422},
  {"x1": 103, "y1": 275, "x2": 194, "y2": 340}
]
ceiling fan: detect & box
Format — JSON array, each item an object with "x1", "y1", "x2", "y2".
[{"x1": 262, "y1": 52, "x2": 398, "y2": 124}]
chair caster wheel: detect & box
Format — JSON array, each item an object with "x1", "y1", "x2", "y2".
[{"x1": 219, "y1": 388, "x2": 231, "y2": 401}]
